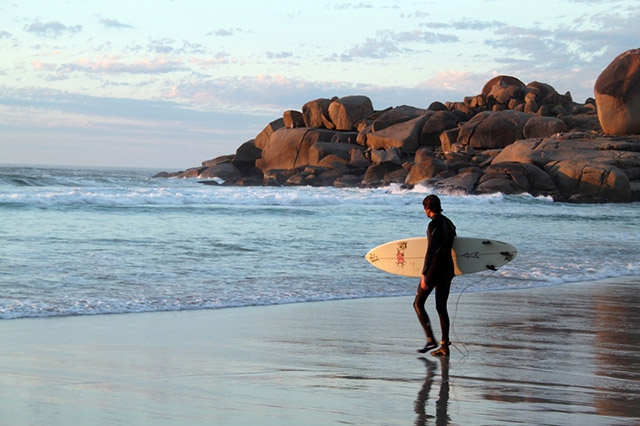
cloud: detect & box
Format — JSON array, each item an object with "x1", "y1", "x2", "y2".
[
  {"x1": 190, "y1": 53, "x2": 232, "y2": 68},
  {"x1": 337, "y1": 29, "x2": 458, "y2": 60},
  {"x1": 420, "y1": 20, "x2": 506, "y2": 30},
  {"x1": 208, "y1": 28, "x2": 245, "y2": 37},
  {"x1": 69, "y1": 55, "x2": 187, "y2": 75},
  {"x1": 99, "y1": 18, "x2": 133, "y2": 29},
  {"x1": 400, "y1": 11, "x2": 429, "y2": 18},
  {"x1": 145, "y1": 38, "x2": 206, "y2": 55},
  {"x1": 332, "y1": 2, "x2": 374, "y2": 10},
  {"x1": 0, "y1": 30, "x2": 12, "y2": 39},
  {"x1": 24, "y1": 21, "x2": 82, "y2": 38},
  {"x1": 146, "y1": 38, "x2": 175, "y2": 54},
  {"x1": 266, "y1": 51, "x2": 293, "y2": 59}
]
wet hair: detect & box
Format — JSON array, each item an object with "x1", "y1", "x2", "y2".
[{"x1": 422, "y1": 194, "x2": 442, "y2": 213}]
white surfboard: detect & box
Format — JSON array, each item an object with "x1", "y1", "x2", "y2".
[{"x1": 365, "y1": 237, "x2": 517, "y2": 277}]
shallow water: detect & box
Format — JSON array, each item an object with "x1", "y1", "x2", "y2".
[{"x1": 1, "y1": 165, "x2": 639, "y2": 319}]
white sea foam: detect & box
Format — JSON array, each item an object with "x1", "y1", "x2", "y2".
[{"x1": 0, "y1": 183, "x2": 556, "y2": 208}]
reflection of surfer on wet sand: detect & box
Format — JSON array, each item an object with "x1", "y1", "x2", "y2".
[{"x1": 415, "y1": 357, "x2": 450, "y2": 426}]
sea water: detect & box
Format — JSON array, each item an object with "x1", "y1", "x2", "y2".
[{"x1": 1, "y1": 165, "x2": 639, "y2": 319}]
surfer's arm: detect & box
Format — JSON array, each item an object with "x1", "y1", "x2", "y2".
[{"x1": 422, "y1": 222, "x2": 441, "y2": 276}]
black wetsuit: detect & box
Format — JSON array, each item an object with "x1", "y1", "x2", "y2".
[{"x1": 413, "y1": 213, "x2": 456, "y2": 343}]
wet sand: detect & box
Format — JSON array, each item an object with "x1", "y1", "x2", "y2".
[{"x1": 1, "y1": 277, "x2": 639, "y2": 425}]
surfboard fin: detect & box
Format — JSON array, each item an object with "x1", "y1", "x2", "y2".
[
  {"x1": 486, "y1": 264, "x2": 497, "y2": 271},
  {"x1": 501, "y1": 251, "x2": 515, "y2": 261}
]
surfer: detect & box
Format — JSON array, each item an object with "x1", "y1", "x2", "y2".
[{"x1": 414, "y1": 194, "x2": 456, "y2": 356}]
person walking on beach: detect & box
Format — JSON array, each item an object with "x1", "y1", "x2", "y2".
[{"x1": 414, "y1": 194, "x2": 456, "y2": 356}]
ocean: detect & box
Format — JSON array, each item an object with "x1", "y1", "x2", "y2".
[{"x1": 1, "y1": 165, "x2": 639, "y2": 320}]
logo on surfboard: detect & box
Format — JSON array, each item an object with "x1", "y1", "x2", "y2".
[
  {"x1": 396, "y1": 241, "x2": 408, "y2": 268},
  {"x1": 460, "y1": 251, "x2": 480, "y2": 259}
]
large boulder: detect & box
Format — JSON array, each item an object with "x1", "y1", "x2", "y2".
[
  {"x1": 475, "y1": 162, "x2": 558, "y2": 196},
  {"x1": 361, "y1": 162, "x2": 403, "y2": 187},
  {"x1": 283, "y1": 110, "x2": 305, "y2": 128},
  {"x1": 349, "y1": 149, "x2": 371, "y2": 169},
  {"x1": 525, "y1": 81, "x2": 563, "y2": 106},
  {"x1": 371, "y1": 105, "x2": 427, "y2": 132},
  {"x1": 334, "y1": 174, "x2": 362, "y2": 188},
  {"x1": 431, "y1": 167, "x2": 483, "y2": 195},
  {"x1": 199, "y1": 163, "x2": 243, "y2": 183},
  {"x1": 594, "y1": 49, "x2": 640, "y2": 134},
  {"x1": 439, "y1": 128, "x2": 460, "y2": 152},
  {"x1": 302, "y1": 128, "x2": 339, "y2": 145},
  {"x1": 331, "y1": 131, "x2": 358, "y2": 144},
  {"x1": 177, "y1": 167, "x2": 205, "y2": 178},
  {"x1": 328, "y1": 96, "x2": 374, "y2": 131},
  {"x1": 420, "y1": 110, "x2": 459, "y2": 147},
  {"x1": 263, "y1": 169, "x2": 298, "y2": 186},
  {"x1": 308, "y1": 142, "x2": 359, "y2": 166},
  {"x1": 370, "y1": 147, "x2": 402, "y2": 165},
  {"x1": 202, "y1": 154, "x2": 234, "y2": 167},
  {"x1": 231, "y1": 140, "x2": 261, "y2": 172},
  {"x1": 481, "y1": 75, "x2": 526, "y2": 103},
  {"x1": 366, "y1": 113, "x2": 430, "y2": 151},
  {"x1": 457, "y1": 110, "x2": 530, "y2": 149},
  {"x1": 255, "y1": 118, "x2": 285, "y2": 149},
  {"x1": 255, "y1": 128, "x2": 313, "y2": 171},
  {"x1": 405, "y1": 158, "x2": 449, "y2": 185},
  {"x1": 302, "y1": 98, "x2": 333, "y2": 128},
  {"x1": 545, "y1": 161, "x2": 631, "y2": 202},
  {"x1": 318, "y1": 154, "x2": 349, "y2": 169},
  {"x1": 522, "y1": 116, "x2": 566, "y2": 139},
  {"x1": 458, "y1": 110, "x2": 565, "y2": 149}
]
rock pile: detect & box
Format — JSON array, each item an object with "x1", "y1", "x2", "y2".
[{"x1": 156, "y1": 51, "x2": 640, "y2": 203}]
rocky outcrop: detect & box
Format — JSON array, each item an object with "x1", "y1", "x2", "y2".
[
  {"x1": 595, "y1": 49, "x2": 640, "y2": 135},
  {"x1": 155, "y1": 57, "x2": 640, "y2": 203},
  {"x1": 491, "y1": 133, "x2": 640, "y2": 202}
]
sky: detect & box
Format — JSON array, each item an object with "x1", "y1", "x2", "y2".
[{"x1": 1, "y1": 0, "x2": 638, "y2": 169}]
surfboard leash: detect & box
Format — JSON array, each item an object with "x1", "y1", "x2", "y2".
[{"x1": 450, "y1": 270, "x2": 498, "y2": 358}]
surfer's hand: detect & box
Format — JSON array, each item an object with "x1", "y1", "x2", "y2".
[{"x1": 420, "y1": 275, "x2": 427, "y2": 290}]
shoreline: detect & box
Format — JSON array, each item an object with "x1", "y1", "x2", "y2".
[
  {"x1": 3, "y1": 274, "x2": 640, "y2": 322},
  {"x1": 1, "y1": 276, "x2": 639, "y2": 424}
]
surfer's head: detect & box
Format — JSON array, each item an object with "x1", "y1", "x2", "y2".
[{"x1": 423, "y1": 195, "x2": 442, "y2": 215}]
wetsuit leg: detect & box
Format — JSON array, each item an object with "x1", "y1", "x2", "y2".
[
  {"x1": 434, "y1": 276, "x2": 452, "y2": 343},
  {"x1": 414, "y1": 284, "x2": 435, "y2": 342}
]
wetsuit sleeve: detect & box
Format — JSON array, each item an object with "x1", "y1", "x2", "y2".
[
  {"x1": 422, "y1": 221, "x2": 439, "y2": 276},
  {"x1": 422, "y1": 216, "x2": 455, "y2": 280}
]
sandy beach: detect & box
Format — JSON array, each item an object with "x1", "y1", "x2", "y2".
[{"x1": 1, "y1": 277, "x2": 639, "y2": 425}]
